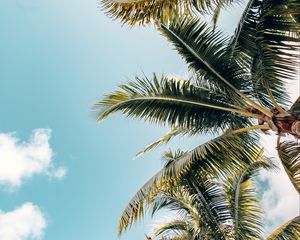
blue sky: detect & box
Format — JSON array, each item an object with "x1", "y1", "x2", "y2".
[{"x1": 0, "y1": 0, "x2": 298, "y2": 239}]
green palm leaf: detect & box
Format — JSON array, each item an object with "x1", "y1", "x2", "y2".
[
  {"x1": 159, "y1": 18, "x2": 246, "y2": 95},
  {"x1": 95, "y1": 75, "x2": 255, "y2": 134},
  {"x1": 277, "y1": 140, "x2": 300, "y2": 193},
  {"x1": 224, "y1": 158, "x2": 275, "y2": 239},
  {"x1": 100, "y1": 0, "x2": 239, "y2": 26},
  {"x1": 135, "y1": 126, "x2": 186, "y2": 159},
  {"x1": 228, "y1": 0, "x2": 261, "y2": 62},
  {"x1": 151, "y1": 183, "x2": 228, "y2": 239},
  {"x1": 266, "y1": 215, "x2": 300, "y2": 240},
  {"x1": 254, "y1": 0, "x2": 300, "y2": 108},
  {"x1": 227, "y1": 0, "x2": 285, "y2": 107},
  {"x1": 158, "y1": 17, "x2": 274, "y2": 116},
  {"x1": 148, "y1": 145, "x2": 271, "y2": 240},
  {"x1": 227, "y1": 0, "x2": 300, "y2": 108},
  {"x1": 117, "y1": 133, "x2": 261, "y2": 235}
]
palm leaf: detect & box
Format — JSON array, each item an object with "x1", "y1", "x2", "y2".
[
  {"x1": 228, "y1": 0, "x2": 300, "y2": 108},
  {"x1": 224, "y1": 157, "x2": 275, "y2": 240},
  {"x1": 277, "y1": 140, "x2": 300, "y2": 193},
  {"x1": 151, "y1": 184, "x2": 227, "y2": 239},
  {"x1": 254, "y1": 0, "x2": 300, "y2": 107},
  {"x1": 100, "y1": 0, "x2": 238, "y2": 26},
  {"x1": 135, "y1": 127, "x2": 186, "y2": 159},
  {"x1": 117, "y1": 133, "x2": 261, "y2": 235},
  {"x1": 151, "y1": 143, "x2": 269, "y2": 240},
  {"x1": 95, "y1": 75, "x2": 254, "y2": 134},
  {"x1": 158, "y1": 17, "x2": 273, "y2": 116},
  {"x1": 159, "y1": 18, "x2": 245, "y2": 94},
  {"x1": 228, "y1": 0, "x2": 261, "y2": 62},
  {"x1": 266, "y1": 215, "x2": 300, "y2": 240}
]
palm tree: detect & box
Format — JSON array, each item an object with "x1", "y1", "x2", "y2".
[
  {"x1": 140, "y1": 150, "x2": 300, "y2": 240},
  {"x1": 96, "y1": 0, "x2": 300, "y2": 191},
  {"x1": 96, "y1": 0, "x2": 300, "y2": 237}
]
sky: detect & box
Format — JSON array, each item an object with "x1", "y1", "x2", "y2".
[{"x1": 0, "y1": 0, "x2": 299, "y2": 240}]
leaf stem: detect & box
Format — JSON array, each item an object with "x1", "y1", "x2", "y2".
[
  {"x1": 231, "y1": 125, "x2": 270, "y2": 134},
  {"x1": 266, "y1": 88, "x2": 288, "y2": 114}
]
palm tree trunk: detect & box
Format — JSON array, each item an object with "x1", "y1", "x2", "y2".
[{"x1": 274, "y1": 115, "x2": 300, "y2": 138}]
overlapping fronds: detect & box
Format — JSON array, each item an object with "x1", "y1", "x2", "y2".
[
  {"x1": 118, "y1": 133, "x2": 261, "y2": 235},
  {"x1": 230, "y1": 0, "x2": 276, "y2": 107},
  {"x1": 148, "y1": 145, "x2": 270, "y2": 240},
  {"x1": 151, "y1": 184, "x2": 227, "y2": 239},
  {"x1": 95, "y1": 75, "x2": 254, "y2": 135},
  {"x1": 158, "y1": 18, "x2": 249, "y2": 96},
  {"x1": 228, "y1": 0, "x2": 261, "y2": 63},
  {"x1": 158, "y1": 16, "x2": 280, "y2": 116},
  {"x1": 149, "y1": 162, "x2": 232, "y2": 239},
  {"x1": 185, "y1": 174, "x2": 231, "y2": 239},
  {"x1": 253, "y1": 0, "x2": 300, "y2": 108},
  {"x1": 266, "y1": 215, "x2": 300, "y2": 240},
  {"x1": 227, "y1": 0, "x2": 274, "y2": 108},
  {"x1": 100, "y1": 0, "x2": 239, "y2": 26},
  {"x1": 227, "y1": 0, "x2": 300, "y2": 109},
  {"x1": 277, "y1": 140, "x2": 300, "y2": 193},
  {"x1": 224, "y1": 158, "x2": 274, "y2": 239}
]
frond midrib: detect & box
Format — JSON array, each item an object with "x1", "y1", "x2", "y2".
[{"x1": 98, "y1": 96, "x2": 262, "y2": 120}]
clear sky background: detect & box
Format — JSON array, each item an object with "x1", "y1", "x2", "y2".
[{"x1": 0, "y1": 0, "x2": 298, "y2": 239}]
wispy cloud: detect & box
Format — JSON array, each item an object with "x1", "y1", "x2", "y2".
[
  {"x1": 0, "y1": 128, "x2": 66, "y2": 188},
  {"x1": 0, "y1": 203, "x2": 46, "y2": 240}
]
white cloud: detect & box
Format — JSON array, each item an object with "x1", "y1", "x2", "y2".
[
  {"x1": 47, "y1": 166, "x2": 67, "y2": 180},
  {"x1": 0, "y1": 203, "x2": 46, "y2": 240},
  {"x1": 0, "y1": 128, "x2": 66, "y2": 188}
]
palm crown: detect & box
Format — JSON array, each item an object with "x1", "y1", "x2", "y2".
[{"x1": 96, "y1": 0, "x2": 300, "y2": 238}]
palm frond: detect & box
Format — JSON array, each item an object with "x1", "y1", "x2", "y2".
[
  {"x1": 151, "y1": 144, "x2": 270, "y2": 240},
  {"x1": 211, "y1": 0, "x2": 225, "y2": 29},
  {"x1": 228, "y1": 0, "x2": 300, "y2": 108},
  {"x1": 224, "y1": 157, "x2": 274, "y2": 239},
  {"x1": 186, "y1": 175, "x2": 230, "y2": 239},
  {"x1": 158, "y1": 17, "x2": 273, "y2": 116},
  {"x1": 266, "y1": 215, "x2": 300, "y2": 240},
  {"x1": 159, "y1": 17, "x2": 243, "y2": 94},
  {"x1": 100, "y1": 0, "x2": 238, "y2": 26},
  {"x1": 95, "y1": 75, "x2": 254, "y2": 134},
  {"x1": 117, "y1": 133, "x2": 261, "y2": 235},
  {"x1": 254, "y1": 0, "x2": 300, "y2": 108},
  {"x1": 135, "y1": 127, "x2": 186, "y2": 159},
  {"x1": 228, "y1": 0, "x2": 261, "y2": 62},
  {"x1": 277, "y1": 140, "x2": 300, "y2": 193},
  {"x1": 151, "y1": 178, "x2": 229, "y2": 239},
  {"x1": 151, "y1": 186, "x2": 201, "y2": 227}
]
